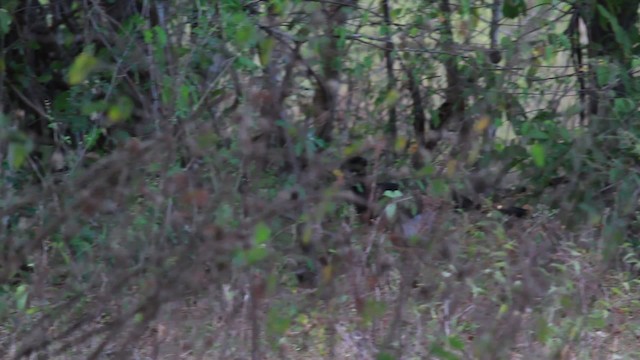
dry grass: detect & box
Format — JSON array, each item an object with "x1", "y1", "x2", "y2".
[{"x1": 3, "y1": 187, "x2": 640, "y2": 359}]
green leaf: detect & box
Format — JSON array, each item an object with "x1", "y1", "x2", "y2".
[
  {"x1": 235, "y1": 21, "x2": 256, "y2": 46},
  {"x1": 430, "y1": 343, "x2": 460, "y2": 360},
  {"x1": 385, "y1": 203, "x2": 397, "y2": 219},
  {"x1": 376, "y1": 352, "x2": 395, "y2": 360},
  {"x1": 84, "y1": 127, "x2": 103, "y2": 150},
  {"x1": 68, "y1": 52, "x2": 98, "y2": 85},
  {"x1": 26, "y1": 306, "x2": 40, "y2": 315},
  {"x1": 530, "y1": 143, "x2": 545, "y2": 168},
  {"x1": 544, "y1": 45, "x2": 554, "y2": 63},
  {"x1": 268, "y1": 0, "x2": 285, "y2": 15},
  {"x1": 154, "y1": 26, "x2": 168, "y2": 46},
  {"x1": 383, "y1": 89, "x2": 400, "y2": 107},
  {"x1": 36, "y1": 73, "x2": 53, "y2": 83},
  {"x1": 143, "y1": 28, "x2": 153, "y2": 44},
  {"x1": 534, "y1": 315, "x2": 551, "y2": 343},
  {"x1": 266, "y1": 308, "x2": 292, "y2": 339},
  {"x1": 134, "y1": 312, "x2": 144, "y2": 323},
  {"x1": 460, "y1": 0, "x2": 471, "y2": 16},
  {"x1": 254, "y1": 222, "x2": 271, "y2": 245},
  {"x1": 107, "y1": 97, "x2": 134, "y2": 123},
  {"x1": 588, "y1": 312, "x2": 606, "y2": 329},
  {"x1": 391, "y1": 8, "x2": 402, "y2": 21},
  {"x1": 498, "y1": 303, "x2": 509, "y2": 316},
  {"x1": 0, "y1": 9, "x2": 13, "y2": 36},
  {"x1": 335, "y1": 26, "x2": 348, "y2": 48},
  {"x1": 383, "y1": 190, "x2": 403, "y2": 199},
  {"x1": 236, "y1": 56, "x2": 259, "y2": 71},
  {"x1": 15, "y1": 284, "x2": 28, "y2": 311},
  {"x1": 177, "y1": 84, "x2": 192, "y2": 114},
  {"x1": 528, "y1": 128, "x2": 549, "y2": 140},
  {"x1": 362, "y1": 300, "x2": 387, "y2": 323},
  {"x1": 258, "y1": 37, "x2": 275, "y2": 67},
  {"x1": 430, "y1": 178, "x2": 448, "y2": 196},
  {"x1": 614, "y1": 98, "x2": 634, "y2": 115},
  {"x1": 597, "y1": 5, "x2": 631, "y2": 57},
  {"x1": 8, "y1": 137, "x2": 34, "y2": 170},
  {"x1": 503, "y1": 0, "x2": 526, "y2": 19},
  {"x1": 595, "y1": 65, "x2": 611, "y2": 87},
  {"x1": 448, "y1": 335, "x2": 465, "y2": 350},
  {"x1": 245, "y1": 247, "x2": 268, "y2": 264},
  {"x1": 81, "y1": 100, "x2": 108, "y2": 115}
]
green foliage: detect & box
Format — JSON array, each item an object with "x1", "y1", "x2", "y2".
[
  {"x1": 376, "y1": 352, "x2": 395, "y2": 360},
  {"x1": 107, "y1": 96, "x2": 134, "y2": 123},
  {"x1": 502, "y1": 0, "x2": 527, "y2": 19},
  {"x1": 6, "y1": 130, "x2": 33, "y2": 170},
  {"x1": 254, "y1": 222, "x2": 272, "y2": 245},
  {"x1": 68, "y1": 52, "x2": 99, "y2": 85},
  {"x1": 14, "y1": 284, "x2": 28, "y2": 311},
  {"x1": 529, "y1": 143, "x2": 545, "y2": 168},
  {"x1": 266, "y1": 306, "x2": 293, "y2": 345},
  {"x1": 430, "y1": 343, "x2": 460, "y2": 360},
  {"x1": 362, "y1": 299, "x2": 387, "y2": 325},
  {"x1": 0, "y1": 8, "x2": 12, "y2": 35},
  {"x1": 596, "y1": 5, "x2": 632, "y2": 58},
  {"x1": 4, "y1": 0, "x2": 640, "y2": 358},
  {"x1": 258, "y1": 37, "x2": 276, "y2": 66}
]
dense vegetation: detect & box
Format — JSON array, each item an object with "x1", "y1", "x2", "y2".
[{"x1": 2, "y1": 0, "x2": 640, "y2": 358}]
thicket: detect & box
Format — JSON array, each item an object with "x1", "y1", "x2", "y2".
[{"x1": 2, "y1": 0, "x2": 640, "y2": 359}]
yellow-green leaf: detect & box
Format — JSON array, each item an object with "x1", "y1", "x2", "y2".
[
  {"x1": 107, "y1": 97, "x2": 134, "y2": 123},
  {"x1": 258, "y1": 37, "x2": 275, "y2": 67},
  {"x1": 498, "y1": 303, "x2": 509, "y2": 316},
  {"x1": 68, "y1": 52, "x2": 98, "y2": 85},
  {"x1": 383, "y1": 89, "x2": 400, "y2": 107},
  {"x1": 530, "y1": 143, "x2": 545, "y2": 168},
  {"x1": 473, "y1": 115, "x2": 491, "y2": 133},
  {"x1": 246, "y1": 247, "x2": 268, "y2": 264},
  {"x1": 134, "y1": 312, "x2": 144, "y2": 323},
  {"x1": 8, "y1": 138, "x2": 33, "y2": 170},
  {"x1": 254, "y1": 222, "x2": 271, "y2": 245},
  {"x1": 394, "y1": 136, "x2": 408, "y2": 152},
  {"x1": 235, "y1": 22, "x2": 256, "y2": 46}
]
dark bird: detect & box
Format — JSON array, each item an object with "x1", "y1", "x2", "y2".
[
  {"x1": 342, "y1": 156, "x2": 531, "y2": 219},
  {"x1": 341, "y1": 156, "x2": 401, "y2": 216}
]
